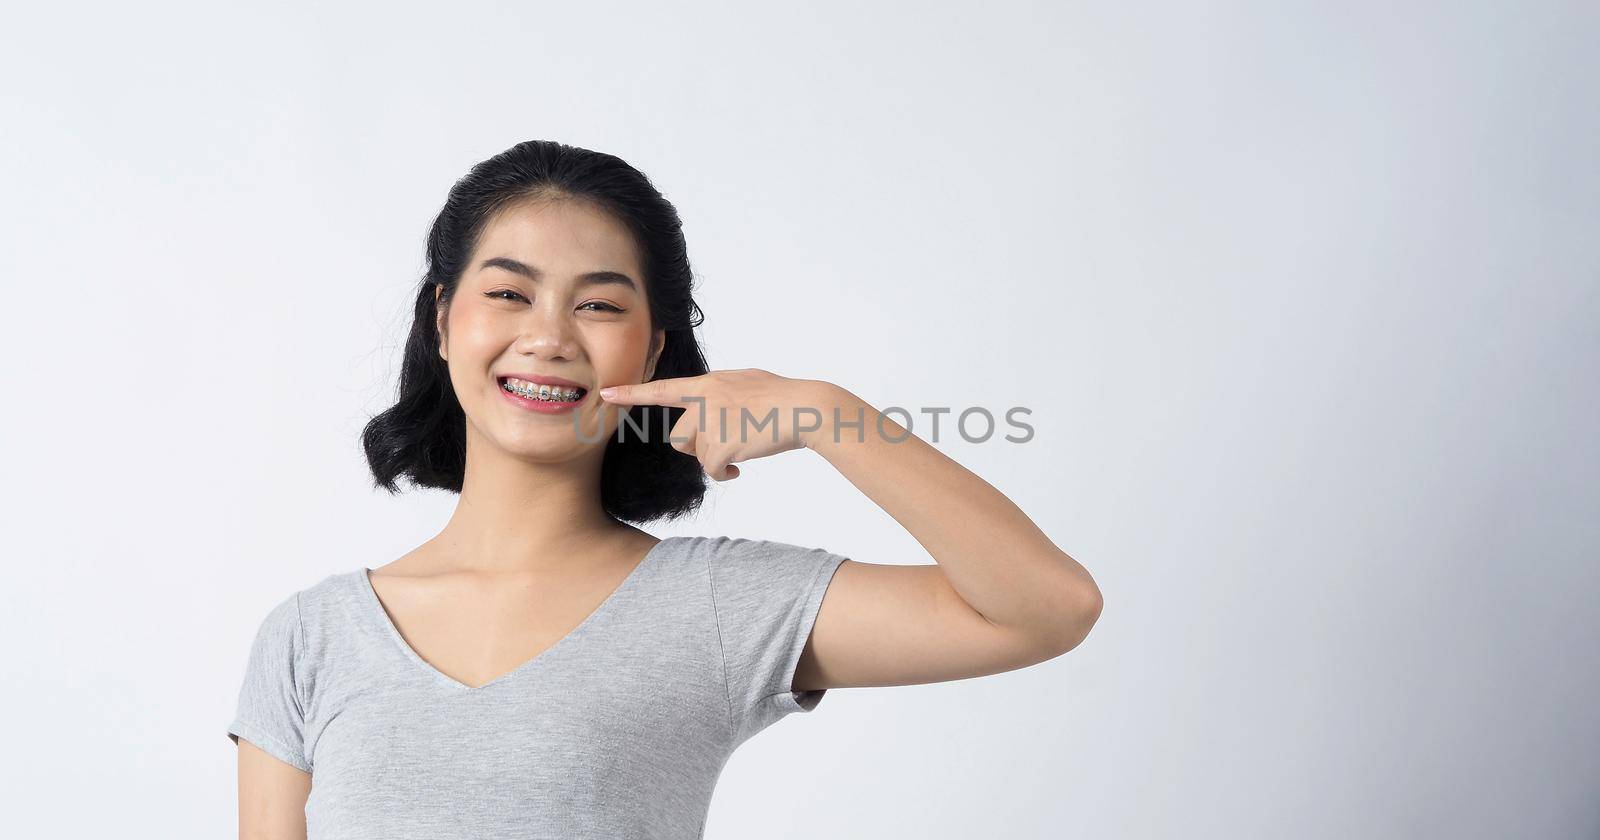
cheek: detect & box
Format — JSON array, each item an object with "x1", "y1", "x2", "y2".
[
  {"x1": 451, "y1": 303, "x2": 494, "y2": 334},
  {"x1": 449, "y1": 307, "x2": 514, "y2": 355},
  {"x1": 588, "y1": 325, "x2": 655, "y2": 378}
]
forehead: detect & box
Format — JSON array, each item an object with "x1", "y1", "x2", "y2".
[{"x1": 473, "y1": 198, "x2": 644, "y2": 278}]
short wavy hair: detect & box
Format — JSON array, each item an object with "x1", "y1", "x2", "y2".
[{"x1": 361, "y1": 140, "x2": 711, "y2": 524}]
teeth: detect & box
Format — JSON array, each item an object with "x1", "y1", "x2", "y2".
[{"x1": 502, "y1": 378, "x2": 583, "y2": 402}]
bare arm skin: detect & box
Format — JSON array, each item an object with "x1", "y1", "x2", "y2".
[
  {"x1": 236, "y1": 738, "x2": 310, "y2": 840},
  {"x1": 793, "y1": 381, "x2": 1104, "y2": 692},
  {"x1": 600, "y1": 370, "x2": 1104, "y2": 692}
]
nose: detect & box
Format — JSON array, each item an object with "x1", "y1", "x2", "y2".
[{"x1": 512, "y1": 303, "x2": 579, "y2": 360}]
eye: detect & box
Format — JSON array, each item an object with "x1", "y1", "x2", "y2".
[
  {"x1": 485, "y1": 289, "x2": 528, "y2": 303},
  {"x1": 580, "y1": 301, "x2": 625, "y2": 313}
]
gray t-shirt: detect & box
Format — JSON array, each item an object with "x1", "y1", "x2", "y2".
[{"x1": 226, "y1": 535, "x2": 849, "y2": 839}]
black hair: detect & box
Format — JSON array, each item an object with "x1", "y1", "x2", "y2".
[{"x1": 361, "y1": 140, "x2": 711, "y2": 524}]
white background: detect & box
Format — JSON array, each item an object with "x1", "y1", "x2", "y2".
[{"x1": 3, "y1": 2, "x2": 1595, "y2": 838}]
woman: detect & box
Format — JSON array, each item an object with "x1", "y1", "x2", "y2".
[{"x1": 226, "y1": 140, "x2": 1103, "y2": 839}]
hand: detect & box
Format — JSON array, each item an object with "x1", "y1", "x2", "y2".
[{"x1": 597, "y1": 368, "x2": 838, "y2": 481}]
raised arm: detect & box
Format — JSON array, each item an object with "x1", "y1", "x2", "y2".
[
  {"x1": 792, "y1": 382, "x2": 1103, "y2": 691},
  {"x1": 597, "y1": 369, "x2": 1103, "y2": 691}
]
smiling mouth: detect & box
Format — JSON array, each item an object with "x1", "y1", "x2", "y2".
[{"x1": 497, "y1": 376, "x2": 588, "y2": 403}]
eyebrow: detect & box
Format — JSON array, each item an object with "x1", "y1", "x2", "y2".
[{"x1": 478, "y1": 256, "x2": 639, "y2": 292}]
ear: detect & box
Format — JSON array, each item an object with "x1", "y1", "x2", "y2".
[
  {"x1": 644, "y1": 327, "x2": 666, "y2": 381},
  {"x1": 434, "y1": 283, "x2": 448, "y2": 361}
]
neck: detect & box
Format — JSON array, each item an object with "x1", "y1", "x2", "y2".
[{"x1": 427, "y1": 428, "x2": 640, "y2": 575}]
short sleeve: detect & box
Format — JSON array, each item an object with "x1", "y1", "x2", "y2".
[
  {"x1": 225, "y1": 591, "x2": 312, "y2": 772},
  {"x1": 706, "y1": 537, "x2": 849, "y2": 747}
]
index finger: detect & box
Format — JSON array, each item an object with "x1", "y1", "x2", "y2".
[{"x1": 597, "y1": 375, "x2": 708, "y2": 405}]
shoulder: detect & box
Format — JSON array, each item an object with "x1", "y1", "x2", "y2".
[
  {"x1": 664, "y1": 534, "x2": 849, "y2": 568},
  {"x1": 242, "y1": 570, "x2": 361, "y2": 650},
  {"x1": 712, "y1": 535, "x2": 849, "y2": 563},
  {"x1": 246, "y1": 588, "x2": 303, "y2": 643},
  {"x1": 295, "y1": 569, "x2": 360, "y2": 608},
  {"x1": 685, "y1": 534, "x2": 848, "y2": 559},
  {"x1": 696, "y1": 535, "x2": 851, "y2": 593}
]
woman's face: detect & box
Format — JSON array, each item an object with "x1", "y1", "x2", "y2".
[{"x1": 436, "y1": 197, "x2": 664, "y2": 460}]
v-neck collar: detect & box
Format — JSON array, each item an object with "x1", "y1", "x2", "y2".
[{"x1": 354, "y1": 536, "x2": 678, "y2": 692}]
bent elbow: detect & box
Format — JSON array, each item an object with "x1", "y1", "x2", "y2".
[{"x1": 1052, "y1": 585, "x2": 1103, "y2": 654}]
